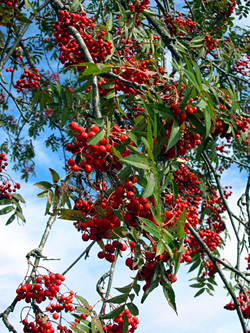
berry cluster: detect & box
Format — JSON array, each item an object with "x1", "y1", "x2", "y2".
[
  {"x1": 128, "y1": 0, "x2": 150, "y2": 14},
  {"x1": 14, "y1": 67, "x2": 40, "y2": 92},
  {"x1": 205, "y1": 34, "x2": 219, "y2": 51},
  {"x1": 103, "y1": 308, "x2": 139, "y2": 333},
  {"x1": 212, "y1": 113, "x2": 250, "y2": 142},
  {"x1": 98, "y1": 240, "x2": 127, "y2": 263},
  {"x1": 3, "y1": 0, "x2": 18, "y2": 7},
  {"x1": 164, "y1": 13, "x2": 196, "y2": 36},
  {"x1": 16, "y1": 268, "x2": 75, "y2": 333},
  {"x1": 0, "y1": 153, "x2": 21, "y2": 200},
  {"x1": 53, "y1": 11, "x2": 112, "y2": 69},
  {"x1": 224, "y1": 292, "x2": 250, "y2": 320},
  {"x1": 66, "y1": 122, "x2": 132, "y2": 173},
  {"x1": 232, "y1": 56, "x2": 250, "y2": 76}
]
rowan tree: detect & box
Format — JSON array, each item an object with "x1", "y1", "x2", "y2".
[{"x1": 0, "y1": 0, "x2": 250, "y2": 332}]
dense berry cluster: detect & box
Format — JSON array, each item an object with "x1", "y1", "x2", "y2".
[
  {"x1": 16, "y1": 268, "x2": 74, "y2": 333},
  {"x1": 224, "y1": 292, "x2": 250, "y2": 320},
  {"x1": 212, "y1": 113, "x2": 250, "y2": 142},
  {"x1": 0, "y1": 153, "x2": 21, "y2": 200},
  {"x1": 66, "y1": 122, "x2": 132, "y2": 173},
  {"x1": 14, "y1": 67, "x2": 40, "y2": 92},
  {"x1": 103, "y1": 308, "x2": 139, "y2": 333},
  {"x1": 232, "y1": 56, "x2": 250, "y2": 76},
  {"x1": 53, "y1": 11, "x2": 112, "y2": 69},
  {"x1": 164, "y1": 12, "x2": 196, "y2": 36},
  {"x1": 128, "y1": 0, "x2": 150, "y2": 14}
]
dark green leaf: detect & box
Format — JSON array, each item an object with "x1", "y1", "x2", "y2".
[
  {"x1": 126, "y1": 303, "x2": 139, "y2": 316},
  {"x1": 120, "y1": 154, "x2": 151, "y2": 170},
  {"x1": 0, "y1": 206, "x2": 14, "y2": 215},
  {"x1": 49, "y1": 168, "x2": 60, "y2": 184},
  {"x1": 5, "y1": 214, "x2": 16, "y2": 225},
  {"x1": 194, "y1": 288, "x2": 205, "y2": 297},
  {"x1": 166, "y1": 121, "x2": 180, "y2": 152},
  {"x1": 107, "y1": 294, "x2": 128, "y2": 304},
  {"x1": 87, "y1": 130, "x2": 105, "y2": 145},
  {"x1": 34, "y1": 181, "x2": 52, "y2": 191},
  {"x1": 102, "y1": 305, "x2": 125, "y2": 319}
]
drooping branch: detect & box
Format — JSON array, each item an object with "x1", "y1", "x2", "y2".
[
  {"x1": 245, "y1": 175, "x2": 250, "y2": 247},
  {"x1": 201, "y1": 152, "x2": 241, "y2": 269},
  {"x1": 188, "y1": 224, "x2": 248, "y2": 333}
]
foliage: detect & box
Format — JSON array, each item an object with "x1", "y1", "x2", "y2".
[{"x1": 0, "y1": 0, "x2": 250, "y2": 332}]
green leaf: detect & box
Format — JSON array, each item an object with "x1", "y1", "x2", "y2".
[
  {"x1": 5, "y1": 214, "x2": 16, "y2": 225},
  {"x1": 120, "y1": 154, "x2": 151, "y2": 170},
  {"x1": 87, "y1": 129, "x2": 105, "y2": 145},
  {"x1": 183, "y1": 69, "x2": 200, "y2": 92},
  {"x1": 0, "y1": 199, "x2": 13, "y2": 205},
  {"x1": 132, "y1": 281, "x2": 140, "y2": 296},
  {"x1": 194, "y1": 288, "x2": 205, "y2": 297},
  {"x1": 59, "y1": 209, "x2": 85, "y2": 220},
  {"x1": 115, "y1": 283, "x2": 132, "y2": 294},
  {"x1": 123, "y1": 312, "x2": 128, "y2": 333},
  {"x1": 0, "y1": 206, "x2": 14, "y2": 215},
  {"x1": 91, "y1": 320, "x2": 97, "y2": 333},
  {"x1": 107, "y1": 294, "x2": 128, "y2": 304},
  {"x1": 77, "y1": 63, "x2": 99, "y2": 76},
  {"x1": 188, "y1": 258, "x2": 201, "y2": 273},
  {"x1": 162, "y1": 281, "x2": 177, "y2": 313},
  {"x1": 126, "y1": 303, "x2": 139, "y2": 316},
  {"x1": 16, "y1": 210, "x2": 26, "y2": 222},
  {"x1": 106, "y1": 14, "x2": 113, "y2": 31},
  {"x1": 49, "y1": 168, "x2": 60, "y2": 184},
  {"x1": 92, "y1": 315, "x2": 104, "y2": 333},
  {"x1": 156, "y1": 242, "x2": 165, "y2": 257},
  {"x1": 34, "y1": 181, "x2": 52, "y2": 191},
  {"x1": 102, "y1": 305, "x2": 125, "y2": 319},
  {"x1": 141, "y1": 264, "x2": 160, "y2": 303},
  {"x1": 142, "y1": 173, "x2": 155, "y2": 198},
  {"x1": 170, "y1": 178, "x2": 178, "y2": 204},
  {"x1": 139, "y1": 217, "x2": 161, "y2": 238},
  {"x1": 12, "y1": 193, "x2": 26, "y2": 203},
  {"x1": 203, "y1": 107, "x2": 211, "y2": 138},
  {"x1": 166, "y1": 121, "x2": 180, "y2": 152},
  {"x1": 76, "y1": 295, "x2": 90, "y2": 308}
]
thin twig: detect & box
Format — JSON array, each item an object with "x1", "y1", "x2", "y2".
[
  {"x1": 216, "y1": 153, "x2": 250, "y2": 170},
  {"x1": 62, "y1": 241, "x2": 95, "y2": 276},
  {"x1": 0, "y1": 81, "x2": 29, "y2": 123},
  {"x1": 245, "y1": 176, "x2": 250, "y2": 247}
]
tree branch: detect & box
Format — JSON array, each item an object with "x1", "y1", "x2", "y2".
[
  {"x1": 0, "y1": 81, "x2": 29, "y2": 123},
  {"x1": 189, "y1": 224, "x2": 248, "y2": 333},
  {"x1": 201, "y1": 152, "x2": 241, "y2": 269},
  {"x1": 51, "y1": 0, "x2": 101, "y2": 118}
]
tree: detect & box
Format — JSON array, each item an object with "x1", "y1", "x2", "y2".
[{"x1": 0, "y1": 0, "x2": 250, "y2": 332}]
